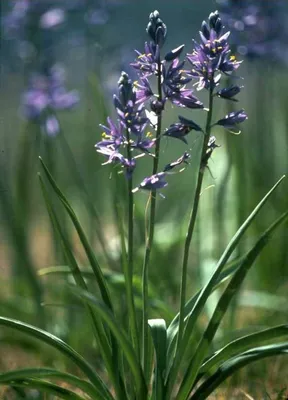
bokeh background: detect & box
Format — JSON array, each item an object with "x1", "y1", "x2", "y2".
[{"x1": 0, "y1": 0, "x2": 288, "y2": 398}]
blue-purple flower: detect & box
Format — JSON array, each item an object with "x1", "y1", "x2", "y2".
[
  {"x1": 96, "y1": 71, "x2": 155, "y2": 179},
  {"x1": 131, "y1": 42, "x2": 160, "y2": 76},
  {"x1": 216, "y1": 0, "x2": 288, "y2": 64},
  {"x1": 216, "y1": 85, "x2": 242, "y2": 101},
  {"x1": 99, "y1": 117, "x2": 125, "y2": 149},
  {"x1": 95, "y1": 145, "x2": 136, "y2": 179},
  {"x1": 22, "y1": 65, "x2": 79, "y2": 135},
  {"x1": 162, "y1": 59, "x2": 203, "y2": 109},
  {"x1": 164, "y1": 152, "x2": 190, "y2": 172},
  {"x1": 186, "y1": 11, "x2": 242, "y2": 90},
  {"x1": 146, "y1": 10, "x2": 167, "y2": 48},
  {"x1": 132, "y1": 172, "x2": 168, "y2": 193},
  {"x1": 134, "y1": 78, "x2": 154, "y2": 104},
  {"x1": 215, "y1": 109, "x2": 248, "y2": 129},
  {"x1": 164, "y1": 116, "x2": 202, "y2": 144}
]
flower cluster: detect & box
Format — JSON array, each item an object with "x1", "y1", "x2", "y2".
[
  {"x1": 96, "y1": 10, "x2": 247, "y2": 195},
  {"x1": 216, "y1": 0, "x2": 288, "y2": 64},
  {"x1": 2, "y1": 0, "x2": 114, "y2": 136},
  {"x1": 96, "y1": 72, "x2": 153, "y2": 179},
  {"x1": 22, "y1": 65, "x2": 79, "y2": 136},
  {"x1": 186, "y1": 10, "x2": 242, "y2": 90},
  {"x1": 185, "y1": 11, "x2": 247, "y2": 133}
]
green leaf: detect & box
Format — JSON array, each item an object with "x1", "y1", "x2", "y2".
[
  {"x1": 177, "y1": 211, "x2": 288, "y2": 399},
  {"x1": 39, "y1": 161, "x2": 129, "y2": 398},
  {"x1": 166, "y1": 176, "x2": 285, "y2": 397},
  {"x1": 0, "y1": 378, "x2": 86, "y2": 400},
  {"x1": 39, "y1": 175, "x2": 125, "y2": 400},
  {"x1": 191, "y1": 342, "x2": 288, "y2": 399},
  {"x1": 0, "y1": 316, "x2": 113, "y2": 400},
  {"x1": 0, "y1": 368, "x2": 98, "y2": 398},
  {"x1": 198, "y1": 324, "x2": 288, "y2": 379},
  {"x1": 71, "y1": 286, "x2": 147, "y2": 400},
  {"x1": 166, "y1": 256, "x2": 243, "y2": 377},
  {"x1": 148, "y1": 319, "x2": 167, "y2": 399},
  {"x1": 39, "y1": 156, "x2": 113, "y2": 313},
  {"x1": 39, "y1": 266, "x2": 173, "y2": 318}
]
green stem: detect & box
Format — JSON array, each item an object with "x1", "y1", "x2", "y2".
[
  {"x1": 125, "y1": 129, "x2": 140, "y2": 362},
  {"x1": 177, "y1": 86, "x2": 214, "y2": 351},
  {"x1": 142, "y1": 55, "x2": 163, "y2": 379}
]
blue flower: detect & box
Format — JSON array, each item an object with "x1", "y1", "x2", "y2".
[
  {"x1": 133, "y1": 172, "x2": 168, "y2": 193},
  {"x1": 186, "y1": 11, "x2": 242, "y2": 90},
  {"x1": 146, "y1": 10, "x2": 167, "y2": 48},
  {"x1": 215, "y1": 109, "x2": 248, "y2": 128},
  {"x1": 131, "y1": 42, "x2": 160, "y2": 76},
  {"x1": 216, "y1": 85, "x2": 242, "y2": 101},
  {"x1": 22, "y1": 65, "x2": 79, "y2": 136},
  {"x1": 98, "y1": 117, "x2": 125, "y2": 149},
  {"x1": 164, "y1": 152, "x2": 190, "y2": 172},
  {"x1": 216, "y1": 0, "x2": 288, "y2": 64},
  {"x1": 95, "y1": 145, "x2": 136, "y2": 179},
  {"x1": 162, "y1": 59, "x2": 203, "y2": 109},
  {"x1": 164, "y1": 116, "x2": 202, "y2": 144},
  {"x1": 134, "y1": 78, "x2": 154, "y2": 104}
]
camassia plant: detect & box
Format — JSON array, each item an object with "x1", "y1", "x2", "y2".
[{"x1": 1, "y1": 10, "x2": 287, "y2": 400}]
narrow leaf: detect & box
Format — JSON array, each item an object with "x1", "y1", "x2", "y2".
[
  {"x1": 39, "y1": 157, "x2": 113, "y2": 312},
  {"x1": 71, "y1": 287, "x2": 147, "y2": 400},
  {"x1": 191, "y1": 343, "x2": 288, "y2": 399},
  {"x1": 149, "y1": 319, "x2": 167, "y2": 398},
  {"x1": 39, "y1": 176, "x2": 116, "y2": 373},
  {"x1": 0, "y1": 378, "x2": 86, "y2": 400},
  {"x1": 198, "y1": 324, "x2": 288, "y2": 378},
  {"x1": 166, "y1": 256, "x2": 244, "y2": 376},
  {"x1": 0, "y1": 316, "x2": 113, "y2": 400},
  {"x1": 166, "y1": 176, "x2": 285, "y2": 396},
  {"x1": 177, "y1": 211, "x2": 288, "y2": 399},
  {"x1": 0, "y1": 368, "x2": 99, "y2": 398}
]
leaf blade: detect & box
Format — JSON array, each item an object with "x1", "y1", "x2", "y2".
[
  {"x1": 148, "y1": 319, "x2": 167, "y2": 399},
  {"x1": 166, "y1": 176, "x2": 285, "y2": 396},
  {"x1": 191, "y1": 343, "x2": 288, "y2": 399},
  {"x1": 0, "y1": 316, "x2": 113, "y2": 400},
  {"x1": 177, "y1": 211, "x2": 288, "y2": 399}
]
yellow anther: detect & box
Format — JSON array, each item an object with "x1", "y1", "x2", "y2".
[
  {"x1": 146, "y1": 131, "x2": 153, "y2": 138},
  {"x1": 230, "y1": 55, "x2": 236, "y2": 61}
]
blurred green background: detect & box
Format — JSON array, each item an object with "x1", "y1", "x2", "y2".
[{"x1": 0, "y1": 0, "x2": 287, "y2": 397}]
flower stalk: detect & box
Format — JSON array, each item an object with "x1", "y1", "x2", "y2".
[
  {"x1": 141, "y1": 53, "x2": 163, "y2": 379},
  {"x1": 126, "y1": 128, "x2": 140, "y2": 361},
  {"x1": 177, "y1": 86, "x2": 214, "y2": 349}
]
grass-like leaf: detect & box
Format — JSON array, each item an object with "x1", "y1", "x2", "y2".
[
  {"x1": 0, "y1": 368, "x2": 98, "y2": 398},
  {"x1": 191, "y1": 342, "x2": 288, "y2": 399},
  {"x1": 39, "y1": 174, "x2": 125, "y2": 399},
  {"x1": 39, "y1": 156, "x2": 113, "y2": 313},
  {"x1": 0, "y1": 316, "x2": 113, "y2": 400},
  {"x1": 148, "y1": 319, "x2": 167, "y2": 398},
  {"x1": 0, "y1": 378, "x2": 86, "y2": 400},
  {"x1": 198, "y1": 324, "x2": 288, "y2": 378},
  {"x1": 71, "y1": 286, "x2": 147, "y2": 400},
  {"x1": 39, "y1": 266, "x2": 173, "y2": 318},
  {"x1": 166, "y1": 175, "x2": 285, "y2": 397},
  {"x1": 177, "y1": 210, "x2": 288, "y2": 399},
  {"x1": 166, "y1": 255, "x2": 244, "y2": 369}
]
